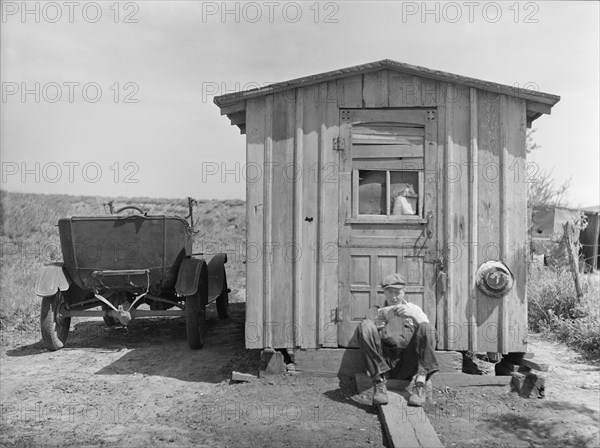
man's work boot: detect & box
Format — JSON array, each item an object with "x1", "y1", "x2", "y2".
[
  {"x1": 408, "y1": 375, "x2": 427, "y2": 407},
  {"x1": 372, "y1": 379, "x2": 389, "y2": 406}
]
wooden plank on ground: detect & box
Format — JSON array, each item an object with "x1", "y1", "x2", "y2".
[
  {"x1": 434, "y1": 372, "x2": 512, "y2": 388},
  {"x1": 355, "y1": 373, "x2": 443, "y2": 448},
  {"x1": 355, "y1": 373, "x2": 410, "y2": 395},
  {"x1": 356, "y1": 372, "x2": 510, "y2": 392}
]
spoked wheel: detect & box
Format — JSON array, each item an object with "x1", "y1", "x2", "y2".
[
  {"x1": 186, "y1": 279, "x2": 208, "y2": 349},
  {"x1": 40, "y1": 291, "x2": 71, "y2": 351},
  {"x1": 216, "y1": 275, "x2": 229, "y2": 320}
]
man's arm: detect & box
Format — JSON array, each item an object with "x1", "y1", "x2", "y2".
[{"x1": 393, "y1": 303, "x2": 430, "y2": 325}]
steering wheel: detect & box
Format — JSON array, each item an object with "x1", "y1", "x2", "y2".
[{"x1": 114, "y1": 205, "x2": 146, "y2": 215}]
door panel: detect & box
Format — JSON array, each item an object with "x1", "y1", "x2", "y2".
[{"x1": 338, "y1": 109, "x2": 438, "y2": 347}]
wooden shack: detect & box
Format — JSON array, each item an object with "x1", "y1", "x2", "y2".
[
  {"x1": 581, "y1": 207, "x2": 600, "y2": 272},
  {"x1": 214, "y1": 59, "x2": 560, "y2": 355}
]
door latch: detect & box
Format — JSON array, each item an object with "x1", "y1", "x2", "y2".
[
  {"x1": 331, "y1": 308, "x2": 343, "y2": 322},
  {"x1": 425, "y1": 210, "x2": 434, "y2": 238}
]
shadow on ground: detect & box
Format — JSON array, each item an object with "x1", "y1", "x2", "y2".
[
  {"x1": 5, "y1": 302, "x2": 261, "y2": 384},
  {"x1": 484, "y1": 399, "x2": 599, "y2": 447}
]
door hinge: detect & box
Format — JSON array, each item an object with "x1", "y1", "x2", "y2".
[
  {"x1": 330, "y1": 307, "x2": 343, "y2": 322},
  {"x1": 333, "y1": 137, "x2": 346, "y2": 151}
]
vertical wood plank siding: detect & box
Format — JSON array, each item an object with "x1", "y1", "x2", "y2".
[
  {"x1": 468, "y1": 88, "x2": 479, "y2": 352},
  {"x1": 245, "y1": 70, "x2": 529, "y2": 352},
  {"x1": 446, "y1": 85, "x2": 471, "y2": 351},
  {"x1": 319, "y1": 82, "x2": 340, "y2": 347},
  {"x1": 504, "y1": 96, "x2": 528, "y2": 353},
  {"x1": 245, "y1": 98, "x2": 266, "y2": 349},
  {"x1": 270, "y1": 92, "x2": 295, "y2": 348},
  {"x1": 263, "y1": 95, "x2": 273, "y2": 348}
]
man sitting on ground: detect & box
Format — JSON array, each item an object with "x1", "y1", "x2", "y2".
[{"x1": 357, "y1": 273, "x2": 439, "y2": 407}]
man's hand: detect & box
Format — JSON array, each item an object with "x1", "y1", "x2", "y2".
[
  {"x1": 374, "y1": 314, "x2": 388, "y2": 329},
  {"x1": 393, "y1": 303, "x2": 429, "y2": 325}
]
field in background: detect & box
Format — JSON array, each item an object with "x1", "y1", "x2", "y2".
[{"x1": 0, "y1": 190, "x2": 246, "y2": 332}]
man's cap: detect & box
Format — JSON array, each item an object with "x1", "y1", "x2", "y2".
[{"x1": 381, "y1": 273, "x2": 406, "y2": 289}]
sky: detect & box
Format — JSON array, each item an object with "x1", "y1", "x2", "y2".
[{"x1": 1, "y1": 1, "x2": 599, "y2": 207}]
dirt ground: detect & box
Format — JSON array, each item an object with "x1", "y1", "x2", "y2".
[{"x1": 1, "y1": 302, "x2": 598, "y2": 448}]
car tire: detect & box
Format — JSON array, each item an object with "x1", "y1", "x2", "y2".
[
  {"x1": 40, "y1": 291, "x2": 71, "y2": 351},
  {"x1": 186, "y1": 279, "x2": 208, "y2": 349},
  {"x1": 216, "y1": 276, "x2": 229, "y2": 320}
]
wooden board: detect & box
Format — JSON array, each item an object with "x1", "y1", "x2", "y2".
[
  {"x1": 475, "y1": 89, "x2": 502, "y2": 353},
  {"x1": 293, "y1": 348, "x2": 364, "y2": 377},
  {"x1": 435, "y1": 82, "x2": 448, "y2": 350},
  {"x1": 318, "y1": 81, "x2": 340, "y2": 347},
  {"x1": 447, "y1": 84, "x2": 471, "y2": 351},
  {"x1": 294, "y1": 349, "x2": 462, "y2": 377},
  {"x1": 388, "y1": 73, "x2": 438, "y2": 108},
  {"x1": 262, "y1": 95, "x2": 274, "y2": 348},
  {"x1": 355, "y1": 372, "x2": 510, "y2": 393},
  {"x1": 270, "y1": 91, "x2": 296, "y2": 348},
  {"x1": 434, "y1": 372, "x2": 512, "y2": 388},
  {"x1": 337, "y1": 75, "x2": 362, "y2": 108},
  {"x1": 353, "y1": 144, "x2": 424, "y2": 158},
  {"x1": 363, "y1": 70, "x2": 389, "y2": 108},
  {"x1": 355, "y1": 373, "x2": 443, "y2": 448},
  {"x1": 503, "y1": 96, "x2": 528, "y2": 353},
  {"x1": 245, "y1": 97, "x2": 266, "y2": 349},
  {"x1": 299, "y1": 85, "x2": 320, "y2": 348}
]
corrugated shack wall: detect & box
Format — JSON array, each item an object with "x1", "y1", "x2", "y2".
[{"x1": 245, "y1": 70, "x2": 529, "y2": 353}]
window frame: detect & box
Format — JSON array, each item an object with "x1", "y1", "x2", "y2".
[{"x1": 351, "y1": 168, "x2": 425, "y2": 223}]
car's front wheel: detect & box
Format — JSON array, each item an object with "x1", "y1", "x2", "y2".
[{"x1": 40, "y1": 291, "x2": 71, "y2": 351}]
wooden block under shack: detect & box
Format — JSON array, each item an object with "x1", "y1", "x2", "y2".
[
  {"x1": 517, "y1": 358, "x2": 549, "y2": 372},
  {"x1": 511, "y1": 372, "x2": 545, "y2": 398},
  {"x1": 496, "y1": 359, "x2": 531, "y2": 375},
  {"x1": 259, "y1": 349, "x2": 285, "y2": 376},
  {"x1": 231, "y1": 371, "x2": 257, "y2": 382}
]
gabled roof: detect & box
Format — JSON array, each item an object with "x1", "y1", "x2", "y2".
[{"x1": 215, "y1": 59, "x2": 560, "y2": 133}]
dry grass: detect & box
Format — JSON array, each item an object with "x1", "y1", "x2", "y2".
[
  {"x1": 528, "y1": 265, "x2": 600, "y2": 359},
  {"x1": 0, "y1": 190, "x2": 246, "y2": 332}
]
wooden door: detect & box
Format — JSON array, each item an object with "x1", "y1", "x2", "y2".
[{"x1": 337, "y1": 109, "x2": 439, "y2": 347}]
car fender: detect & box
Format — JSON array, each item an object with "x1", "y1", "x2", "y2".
[
  {"x1": 35, "y1": 263, "x2": 71, "y2": 297},
  {"x1": 207, "y1": 253, "x2": 228, "y2": 302},
  {"x1": 176, "y1": 257, "x2": 207, "y2": 297}
]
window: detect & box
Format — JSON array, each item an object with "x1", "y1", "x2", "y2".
[{"x1": 351, "y1": 123, "x2": 425, "y2": 220}]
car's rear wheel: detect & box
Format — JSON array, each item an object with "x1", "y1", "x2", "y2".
[
  {"x1": 40, "y1": 291, "x2": 71, "y2": 351},
  {"x1": 186, "y1": 279, "x2": 208, "y2": 349}
]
